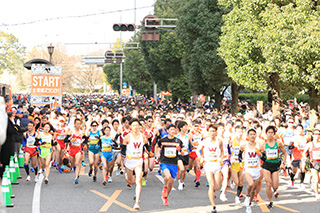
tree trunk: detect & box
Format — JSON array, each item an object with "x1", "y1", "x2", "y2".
[
  {"x1": 308, "y1": 86, "x2": 319, "y2": 111},
  {"x1": 214, "y1": 90, "x2": 223, "y2": 110},
  {"x1": 231, "y1": 83, "x2": 243, "y2": 115},
  {"x1": 192, "y1": 90, "x2": 197, "y2": 106},
  {"x1": 269, "y1": 72, "x2": 281, "y2": 118}
]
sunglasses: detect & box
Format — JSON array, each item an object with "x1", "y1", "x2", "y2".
[
  {"x1": 92, "y1": 125, "x2": 97, "y2": 127},
  {"x1": 161, "y1": 119, "x2": 165, "y2": 122},
  {"x1": 148, "y1": 120, "x2": 153, "y2": 123},
  {"x1": 194, "y1": 124, "x2": 200, "y2": 127}
]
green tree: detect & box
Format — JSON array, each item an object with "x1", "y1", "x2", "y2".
[
  {"x1": 103, "y1": 63, "x2": 121, "y2": 93},
  {"x1": 0, "y1": 31, "x2": 25, "y2": 74},
  {"x1": 176, "y1": 0, "x2": 232, "y2": 109}
]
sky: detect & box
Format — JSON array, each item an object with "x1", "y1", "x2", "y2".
[{"x1": 0, "y1": 0, "x2": 155, "y2": 55}]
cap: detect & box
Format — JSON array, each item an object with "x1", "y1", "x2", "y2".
[
  {"x1": 17, "y1": 109, "x2": 22, "y2": 114},
  {"x1": 23, "y1": 111, "x2": 29, "y2": 116}
]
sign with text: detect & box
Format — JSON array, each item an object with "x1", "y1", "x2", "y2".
[
  {"x1": 161, "y1": 91, "x2": 172, "y2": 96},
  {"x1": 31, "y1": 64, "x2": 62, "y2": 106},
  {"x1": 121, "y1": 88, "x2": 130, "y2": 96}
]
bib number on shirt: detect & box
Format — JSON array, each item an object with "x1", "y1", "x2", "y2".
[
  {"x1": 102, "y1": 145, "x2": 111, "y2": 152},
  {"x1": 164, "y1": 147, "x2": 176, "y2": 158},
  {"x1": 266, "y1": 148, "x2": 278, "y2": 159},
  {"x1": 72, "y1": 139, "x2": 81, "y2": 147},
  {"x1": 27, "y1": 137, "x2": 35, "y2": 146}
]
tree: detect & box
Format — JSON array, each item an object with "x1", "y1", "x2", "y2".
[
  {"x1": 0, "y1": 31, "x2": 25, "y2": 75},
  {"x1": 103, "y1": 63, "x2": 121, "y2": 94},
  {"x1": 177, "y1": 0, "x2": 231, "y2": 109}
]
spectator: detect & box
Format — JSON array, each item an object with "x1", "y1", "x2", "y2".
[{"x1": 21, "y1": 110, "x2": 31, "y2": 129}]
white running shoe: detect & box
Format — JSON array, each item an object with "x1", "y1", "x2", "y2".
[
  {"x1": 133, "y1": 203, "x2": 140, "y2": 210},
  {"x1": 235, "y1": 196, "x2": 241, "y2": 204},
  {"x1": 300, "y1": 183, "x2": 305, "y2": 190},
  {"x1": 220, "y1": 193, "x2": 228, "y2": 202},
  {"x1": 244, "y1": 196, "x2": 250, "y2": 207},
  {"x1": 316, "y1": 194, "x2": 320, "y2": 200},
  {"x1": 34, "y1": 175, "x2": 38, "y2": 183},
  {"x1": 246, "y1": 205, "x2": 252, "y2": 213},
  {"x1": 178, "y1": 181, "x2": 184, "y2": 191},
  {"x1": 116, "y1": 169, "x2": 120, "y2": 176},
  {"x1": 108, "y1": 177, "x2": 112, "y2": 183},
  {"x1": 26, "y1": 175, "x2": 31, "y2": 182},
  {"x1": 229, "y1": 178, "x2": 235, "y2": 189}
]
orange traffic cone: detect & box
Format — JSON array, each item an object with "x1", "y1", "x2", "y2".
[{"x1": 2, "y1": 172, "x2": 14, "y2": 207}]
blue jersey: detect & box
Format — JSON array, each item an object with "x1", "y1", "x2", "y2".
[
  {"x1": 89, "y1": 130, "x2": 100, "y2": 146},
  {"x1": 101, "y1": 136, "x2": 113, "y2": 153}
]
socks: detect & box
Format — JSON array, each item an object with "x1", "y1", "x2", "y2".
[
  {"x1": 25, "y1": 164, "x2": 30, "y2": 175},
  {"x1": 196, "y1": 170, "x2": 201, "y2": 181},
  {"x1": 290, "y1": 172, "x2": 295, "y2": 182},
  {"x1": 237, "y1": 186, "x2": 243, "y2": 197},
  {"x1": 34, "y1": 167, "x2": 38, "y2": 175},
  {"x1": 300, "y1": 172, "x2": 305, "y2": 183}
]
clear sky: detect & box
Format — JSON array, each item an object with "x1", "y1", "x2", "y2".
[{"x1": 0, "y1": 0, "x2": 155, "y2": 55}]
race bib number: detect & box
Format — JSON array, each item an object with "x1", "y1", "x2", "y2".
[
  {"x1": 90, "y1": 137, "x2": 99, "y2": 145},
  {"x1": 313, "y1": 151, "x2": 320, "y2": 160},
  {"x1": 57, "y1": 135, "x2": 65, "y2": 140},
  {"x1": 72, "y1": 139, "x2": 81, "y2": 146},
  {"x1": 266, "y1": 148, "x2": 278, "y2": 159},
  {"x1": 102, "y1": 145, "x2": 111, "y2": 152},
  {"x1": 164, "y1": 147, "x2": 176, "y2": 158},
  {"x1": 132, "y1": 150, "x2": 142, "y2": 157},
  {"x1": 27, "y1": 137, "x2": 35, "y2": 146},
  {"x1": 231, "y1": 147, "x2": 240, "y2": 162},
  {"x1": 247, "y1": 159, "x2": 259, "y2": 167},
  {"x1": 207, "y1": 152, "x2": 218, "y2": 161}
]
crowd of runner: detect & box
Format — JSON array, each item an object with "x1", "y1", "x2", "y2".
[{"x1": 9, "y1": 94, "x2": 320, "y2": 212}]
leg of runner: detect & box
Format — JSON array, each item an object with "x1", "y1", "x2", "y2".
[
  {"x1": 220, "y1": 164, "x2": 229, "y2": 202},
  {"x1": 244, "y1": 172, "x2": 259, "y2": 213},
  {"x1": 88, "y1": 151, "x2": 94, "y2": 177},
  {"x1": 194, "y1": 158, "x2": 201, "y2": 187},
  {"x1": 31, "y1": 154, "x2": 38, "y2": 181},
  {"x1": 142, "y1": 158, "x2": 148, "y2": 186},
  {"x1": 311, "y1": 169, "x2": 319, "y2": 199},
  {"x1": 206, "y1": 171, "x2": 219, "y2": 213},
  {"x1": 133, "y1": 165, "x2": 143, "y2": 210},
  {"x1": 24, "y1": 152, "x2": 31, "y2": 181},
  {"x1": 162, "y1": 168, "x2": 174, "y2": 206},
  {"x1": 93, "y1": 153, "x2": 99, "y2": 181},
  {"x1": 178, "y1": 160, "x2": 185, "y2": 190},
  {"x1": 116, "y1": 154, "x2": 122, "y2": 175},
  {"x1": 299, "y1": 161, "x2": 306, "y2": 189},
  {"x1": 271, "y1": 171, "x2": 280, "y2": 196},
  {"x1": 231, "y1": 169, "x2": 242, "y2": 203},
  {"x1": 291, "y1": 162, "x2": 298, "y2": 188},
  {"x1": 263, "y1": 169, "x2": 274, "y2": 208},
  {"x1": 101, "y1": 156, "x2": 107, "y2": 185},
  {"x1": 107, "y1": 159, "x2": 115, "y2": 183},
  {"x1": 52, "y1": 146, "x2": 57, "y2": 167},
  {"x1": 44, "y1": 153, "x2": 51, "y2": 183},
  {"x1": 149, "y1": 156, "x2": 155, "y2": 172},
  {"x1": 254, "y1": 170, "x2": 263, "y2": 201},
  {"x1": 125, "y1": 167, "x2": 135, "y2": 186},
  {"x1": 74, "y1": 152, "x2": 82, "y2": 183}
]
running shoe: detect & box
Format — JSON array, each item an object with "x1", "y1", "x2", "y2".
[
  {"x1": 26, "y1": 175, "x2": 31, "y2": 182},
  {"x1": 120, "y1": 169, "x2": 124, "y2": 175},
  {"x1": 142, "y1": 177, "x2": 146, "y2": 186},
  {"x1": 158, "y1": 170, "x2": 162, "y2": 176},
  {"x1": 44, "y1": 178, "x2": 49, "y2": 184},
  {"x1": 229, "y1": 179, "x2": 235, "y2": 189},
  {"x1": 300, "y1": 183, "x2": 305, "y2": 190},
  {"x1": 133, "y1": 203, "x2": 140, "y2": 210},
  {"x1": 178, "y1": 181, "x2": 184, "y2": 191},
  {"x1": 246, "y1": 205, "x2": 252, "y2": 213},
  {"x1": 53, "y1": 162, "x2": 57, "y2": 167},
  {"x1": 162, "y1": 187, "x2": 168, "y2": 198},
  {"x1": 81, "y1": 161, "x2": 86, "y2": 167},
  {"x1": 253, "y1": 195, "x2": 259, "y2": 202},
  {"x1": 35, "y1": 175, "x2": 38, "y2": 183},
  {"x1": 61, "y1": 165, "x2": 65, "y2": 170},
  {"x1": 195, "y1": 180, "x2": 200, "y2": 187},
  {"x1": 316, "y1": 194, "x2": 320, "y2": 200},
  {"x1": 211, "y1": 206, "x2": 217, "y2": 213},
  {"x1": 291, "y1": 182, "x2": 294, "y2": 188},
  {"x1": 102, "y1": 180, "x2": 107, "y2": 185},
  {"x1": 88, "y1": 169, "x2": 92, "y2": 177},
  {"x1": 63, "y1": 169, "x2": 71, "y2": 173},
  {"x1": 267, "y1": 202, "x2": 273, "y2": 209},
  {"x1": 74, "y1": 178, "x2": 79, "y2": 184},
  {"x1": 274, "y1": 191, "x2": 279, "y2": 198},
  {"x1": 162, "y1": 196, "x2": 169, "y2": 206},
  {"x1": 93, "y1": 176, "x2": 97, "y2": 182},
  {"x1": 58, "y1": 167, "x2": 63, "y2": 174},
  {"x1": 30, "y1": 168, "x2": 35, "y2": 172},
  {"x1": 235, "y1": 196, "x2": 241, "y2": 204},
  {"x1": 206, "y1": 182, "x2": 209, "y2": 187},
  {"x1": 220, "y1": 193, "x2": 228, "y2": 202},
  {"x1": 127, "y1": 182, "x2": 132, "y2": 188},
  {"x1": 116, "y1": 169, "x2": 120, "y2": 176},
  {"x1": 108, "y1": 177, "x2": 112, "y2": 183},
  {"x1": 244, "y1": 196, "x2": 250, "y2": 207}
]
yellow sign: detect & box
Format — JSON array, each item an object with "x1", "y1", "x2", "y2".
[{"x1": 121, "y1": 88, "x2": 130, "y2": 96}]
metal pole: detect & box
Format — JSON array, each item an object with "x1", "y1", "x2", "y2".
[
  {"x1": 134, "y1": 0, "x2": 136, "y2": 24},
  {"x1": 120, "y1": 16, "x2": 123, "y2": 97},
  {"x1": 153, "y1": 82, "x2": 157, "y2": 102}
]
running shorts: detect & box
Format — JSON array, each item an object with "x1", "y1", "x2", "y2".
[
  {"x1": 160, "y1": 163, "x2": 178, "y2": 179},
  {"x1": 262, "y1": 160, "x2": 281, "y2": 174},
  {"x1": 292, "y1": 160, "x2": 301, "y2": 168},
  {"x1": 69, "y1": 147, "x2": 83, "y2": 158},
  {"x1": 101, "y1": 152, "x2": 114, "y2": 163},
  {"x1": 112, "y1": 150, "x2": 121, "y2": 160},
  {"x1": 25, "y1": 147, "x2": 38, "y2": 157},
  {"x1": 88, "y1": 145, "x2": 100, "y2": 155},
  {"x1": 231, "y1": 162, "x2": 244, "y2": 173},
  {"x1": 38, "y1": 147, "x2": 52, "y2": 159},
  {"x1": 189, "y1": 151, "x2": 198, "y2": 160},
  {"x1": 244, "y1": 167, "x2": 261, "y2": 180},
  {"x1": 222, "y1": 159, "x2": 231, "y2": 169},
  {"x1": 124, "y1": 158, "x2": 143, "y2": 171},
  {"x1": 178, "y1": 155, "x2": 189, "y2": 166},
  {"x1": 57, "y1": 140, "x2": 66, "y2": 150},
  {"x1": 204, "y1": 162, "x2": 221, "y2": 174}
]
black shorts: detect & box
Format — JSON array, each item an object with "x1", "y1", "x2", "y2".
[
  {"x1": 292, "y1": 160, "x2": 301, "y2": 168},
  {"x1": 262, "y1": 160, "x2": 281, "y2": 174},
  {"x1": 178, "y1": 155, "x2": 189, "y2": 166},
  {"x1": 312, "y1": 162, "x2": 320, "y2": 172}
]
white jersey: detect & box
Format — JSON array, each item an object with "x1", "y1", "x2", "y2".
[
  {"x1": 126, "y1": 133, "x2": 144, "y2": 159},
  {"x1": 177, "y1": 133, "x2": 189, "y2": 156},
  {"x1": 202, "y1": 137, "x2": 221, "y2": 163},
  {"x1": 244, "y1": 143, "x2": 260, "y2": 169}
]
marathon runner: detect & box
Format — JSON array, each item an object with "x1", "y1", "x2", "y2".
[{"x1": 87, "y1": 121, "x2": 101, "y2": 182}]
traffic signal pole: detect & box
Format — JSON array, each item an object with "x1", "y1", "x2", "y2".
[{"x1": 120, "y1": 17, "x2": 123, "y2": 98}]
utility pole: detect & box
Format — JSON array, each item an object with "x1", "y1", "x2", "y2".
[{"x1": 120, "y1": 16, "x2": 123, "y2": 98}]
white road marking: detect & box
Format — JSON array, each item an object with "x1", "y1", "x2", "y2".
[
  {"x1": 32, "y1": 173, "x2": 44, "y2": 213},
  {"x1": 155, "y1": 175, "x2": 176, "y2": 191}
]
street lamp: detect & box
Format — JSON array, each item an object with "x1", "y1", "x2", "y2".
[{"x1": 47, "y1": 44, "x2": 54, "y2": 63}]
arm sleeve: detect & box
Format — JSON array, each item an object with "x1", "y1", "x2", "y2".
[
  {"x1": 238, "y1": 150, "x2": 243, "y2": 163},
  {"x1": 120, "y1": 144, "x2": 127, "y2": 157},
  {"x1": 22, "y1": 135, "x2": 27, "y2": 147}
]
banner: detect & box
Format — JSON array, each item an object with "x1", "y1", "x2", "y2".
[
  {"x1": 31, "y1": 64, "x2": 62, "y2": 106},
  {"x1": 121, "y1": 88, "x2": 130, "y2": 96},
  {"x1": 161, "y1": 91, "x2": 172, "y2": 96}
]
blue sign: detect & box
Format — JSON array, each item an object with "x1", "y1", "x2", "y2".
[{"x1": 123, "y1": 82, "x2": 127, "y2": 88}]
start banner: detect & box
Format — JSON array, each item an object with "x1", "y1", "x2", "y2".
[{"x1": 31, "y1": 64, "x2": 62, "y2": 106}]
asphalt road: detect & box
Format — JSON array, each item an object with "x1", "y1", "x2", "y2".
[{"x1": 4, "y1": 156, "x2": 319, "y2": 213}]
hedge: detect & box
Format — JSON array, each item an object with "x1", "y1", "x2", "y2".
[{"x1": 238, "y1": 93, "x2": 310, "y2": 104}]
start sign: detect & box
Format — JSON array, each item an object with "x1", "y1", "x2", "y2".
[{"x1": 31, "y1": 65, "x2": 62, "y2": 105}]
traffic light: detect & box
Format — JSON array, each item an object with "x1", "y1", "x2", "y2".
[
  {"x1": 142, "y1": 15, "x2": 160, "y2": 41},
  {"x1": 105, "y1": 50, "x2": 114, "y2": 64},
  {"x1": 113, "y1": 23, "x2": 136, "y2": 32}
]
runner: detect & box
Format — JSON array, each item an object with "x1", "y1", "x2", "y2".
[
  {"x1": 87, "y1": 121, "x2": 101, "y2": 182},
  {"x1": 177, "y1": 121, "x2": 192, "y2": 190},
  {"x1": 36, "y1": 123, "x2": 56, "y2": 184},
  {"x1": 65, "y1": 118, "x2": 85, "y2": 184},
  {"x1": 100, "y1": 126, "x2": 115, "y2": 185},
  {"x1": 260, "y1": 125, "x2": 287, "y2": 209},
  {"x1": 305, "y1": 129, "x2": 320, "y2": 200},
  {"x1": 230, "y1": 125, "x2": 244, "y2": 204},
  {"x1": 121, "y1": 118, "x2": 149, "y2": 210},
  {"x1": 239, "y1": 128, "x2": 262, "y2": 213},
  {"x1": 196, "y1": 124, "x2": 223, "y2": 213},
  {"x1": 289, "y1": 124, "x2": 307, "y2": 189},
  {"x1": 155, "y1": 124, "x2": 184, "y2": 206},
  {"x1": 22, "y1": 121, "x2": 38, "y2": 182},
  {"x1": 55, "y1": 118, "x2": 69, "y2": 173},
  {"x1": 111, "y1": 119, "x2": 121, "y2": 177},
  {"x1": 144, "y1": 115, "x2": 157, "y2": 186}
]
